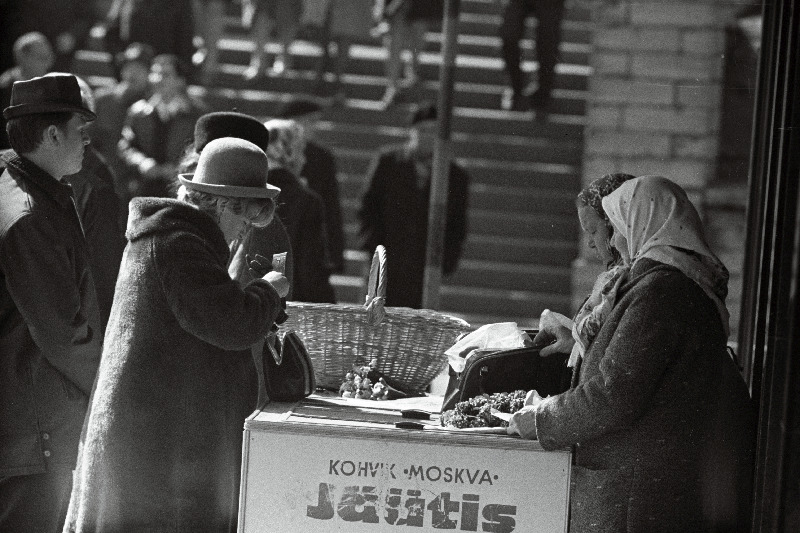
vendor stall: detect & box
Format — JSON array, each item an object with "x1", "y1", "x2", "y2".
[{"x1": 238, "y1": 394, "x2": 571, "y2": 533}]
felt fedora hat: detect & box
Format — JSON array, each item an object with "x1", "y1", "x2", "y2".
[
  {"x1": 193, "y1": 111, "x2": 270, "y2": 153},
  {"x1": 178, "y1": 137, "x2": 280, "y2": 199},
  {"x1": 3, "y1": 73, "x2": 96, "y2": 121}
]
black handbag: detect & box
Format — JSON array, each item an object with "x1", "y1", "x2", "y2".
[
  {"x1": 440, "y1": 330, "x2": 572, "y2": 412},
  {"x1": 263, "y1": 330, "x2": 316, "y2": 402}
]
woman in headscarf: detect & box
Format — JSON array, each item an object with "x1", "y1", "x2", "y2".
[
  {"x1": 64, "y1": 137, "x2": 289, "y2": 532},
  {"x1": 509, "y1": 176, "x2": 754, "y2": 532},
  {"x1": 264, "y1": 118, "x2": 335, "y2": 303},
  {"x1": 533, "y1": 173, "x2": 636, "y2": 372}
]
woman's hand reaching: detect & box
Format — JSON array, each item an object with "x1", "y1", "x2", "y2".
[
  {"x1": 262, "y1": 271, "x2": 289, "y2": 298},
  {"x1": 506, "y1": 389, "x2": 545, "y2": 437},
  {"x1": 533, "y1": 309, "x2": 575, "y2": 357}
]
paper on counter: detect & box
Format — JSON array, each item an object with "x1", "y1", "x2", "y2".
[{"x1": 444, "y1": 322, "x2": 532, "y2": 373}]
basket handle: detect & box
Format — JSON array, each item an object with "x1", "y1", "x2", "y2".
[{"x1": 364, "y1": 245, "x2": 387, "y2": 326}]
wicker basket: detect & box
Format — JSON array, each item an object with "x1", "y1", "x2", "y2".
[{"x1": 280, "y1": 246, "x2": 472, "y2": 393}]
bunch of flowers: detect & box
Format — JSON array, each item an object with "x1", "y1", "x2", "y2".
[
  {"x1": 338, "y1": 359, "x2": 391, "y2": 400},
  {"x1": 440, "y1": 390, "x2": 527, "y2": 429}
]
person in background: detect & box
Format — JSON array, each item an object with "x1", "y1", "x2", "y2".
[
  {"x1": 182, "y1": 111, "x2": 295, "y2": 292},
  {"x1": 0, "y1": 73, "x2": 101, "y2": 532},
  {"x1": 0, "y1": 32, "x2": 56, "y2": 149},
  {"x1": 62, "y1": 75, "x2": 127, "y2": 331},
  {"x1": 533, "y1": 173, "x2": 636, "y2": 370},
  {"x1": 193, "y1": 0, "x2": 232, "y2": 83},
  {"x1": 242, "y1": 0, "x2": 302, "y2": 80},
  {"x1": 183, "y1": 111, "x2": 295, "y2": 405},
  {"x1": 306, "y1": 0, "x2": 374, "y2": 103},
  {"x1": 498, "y1": 0, "x2": 565, "y2": 112},
  {"x1": 102, "y1": 0, "x2": 196, "y2": 77},
  {"x1": 64, "y1": 138, "x2": 289, "y2": 532},
  {"x1": 508, "y1": 175, "x2": 755, "y2": 531},
  {"x1": 358, "y1": 102, "x2": 469, "y2": 308},
  {"x1": 1, "y1": 0, "x2": 95, "y2": 72},
  {"x1": 277, "y1": 98, "x2": 345, "y2": 273},
  {"x1": 374, "y1": 0, "x2": 443, "y2": 107},
  {"x1": 264, "y1": 118, "x2": 336, "y2": 303},
  {"x1": 91, "y1": 42, "x2": 154, "y2": 203},
  {"x1": 118, "y1": 53, "x2": 207, "y2": 199}
]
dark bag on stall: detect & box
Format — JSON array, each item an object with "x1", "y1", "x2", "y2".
[
  {"x1": 440, "y1": 331, "x2": 572, "y2": 412},
  {"x1": 263, "y1": 330, "x2": 316, "y2": 402}
]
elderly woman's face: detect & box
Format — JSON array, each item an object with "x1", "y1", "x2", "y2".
[
  {"x1": 218, "y1": 203, "x2": 250, "y2": 244},
  {"x1": 578, "y1": 205, "x2": 615, "y2": 265}
]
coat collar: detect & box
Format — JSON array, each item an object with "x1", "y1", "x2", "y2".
[
  {"x1": 126, "y1": 197, "x2": 229, "y2": 263},
  {"x1": 1, "y1": 150, "x2": 75, "y2": 209}
]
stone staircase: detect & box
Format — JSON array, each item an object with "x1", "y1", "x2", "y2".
[{"x1": 73, "y1": 0, "x2": 592, "y2": 328}]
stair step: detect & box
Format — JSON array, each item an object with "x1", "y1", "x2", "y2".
[
  {"x1": 332, "y1": 147, "x2": 580, "y2": 186},
  {"x1": 338, "y1": 175, "x2": 577, "y2": 215},
  {"x1": 210, "y1": 67, "x2": 588, "y2": 116},
  {"x1": 449, "y1": 259, "x2": 570, "y2": 293},
  {"x1": 440, "y1": 284, "x2": 571, "y2": 318},
  {"x1": 313, "y1": 125, "x2": 581, "y2": 165},
  {"x1": 462, "y1": 234, "x2": 577, "y2": 266},
  {"x1": 214, "y1": 42, "x2": 591, "y2": 90}
]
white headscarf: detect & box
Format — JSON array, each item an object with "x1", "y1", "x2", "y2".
[{"x1": 601, "y1": 175, "x2": 730, "y2": 336}]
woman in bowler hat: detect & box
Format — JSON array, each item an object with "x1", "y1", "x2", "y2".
[{"x1": 64, "y1": 137, "x2": 289, "y2": 532}]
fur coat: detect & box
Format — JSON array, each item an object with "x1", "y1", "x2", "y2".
[{"x1": 65, "y1": 198, "x2": 282, "y2": 532}]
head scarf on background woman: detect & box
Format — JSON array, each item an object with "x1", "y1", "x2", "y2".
[
  {"x1": 263, "y1": 118, "x2": 306, "y2": 176},
  {"x1": 568, "y1": 173, "x2": 637, "y2": 366},
  {"x1": 601, "y1": 175, "x2": 730, "y2": 336}
]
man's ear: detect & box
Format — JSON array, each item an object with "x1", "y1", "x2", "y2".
[{"x1": 43, "y1": 124, "x2": 60, "y2": 146}]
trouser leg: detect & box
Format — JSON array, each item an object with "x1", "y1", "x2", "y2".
[
  {"x1": 499, "y1": 0, "x2": 532, "y2": 96},
  {"x1": 532, "y1": 0, "x2": 566, "y2": 98}
]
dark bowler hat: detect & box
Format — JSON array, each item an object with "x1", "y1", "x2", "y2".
[
  {"x1": 179, "y1": 137, "x2": 280, "y2": 199},
  {"x1": 194, "y1": 111, "x2": 271, "y2": 153},
  {"x1": 2, "y1": 73, "x2": 96, "y2": 121}
]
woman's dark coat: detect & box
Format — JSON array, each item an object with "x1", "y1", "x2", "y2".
[
  {"x1": 65, "y1": 198, "x2": 282, "y2": 532},
  {"x1": 268, "y1": 167, "x2": 336, "y2": 304},
  {"x1": 528, "y1": 259, "x2": 755, "y2": 532}
]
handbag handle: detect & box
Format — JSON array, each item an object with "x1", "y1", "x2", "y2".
[{"x1": 364, "y1": 245, "x2": 387, "y2": 326}]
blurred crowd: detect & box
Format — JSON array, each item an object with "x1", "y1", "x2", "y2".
[{"x1": 1, "y1": 0, "x2": 564, "y2": 109}]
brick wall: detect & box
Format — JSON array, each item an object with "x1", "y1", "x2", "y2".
[{"x1": 573, "y1": 0, "x2": 756, "y2": 342}]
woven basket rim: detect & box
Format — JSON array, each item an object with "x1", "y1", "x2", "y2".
[{"x1": 286, "y1": 301, "x2": 472, "y2": 328}]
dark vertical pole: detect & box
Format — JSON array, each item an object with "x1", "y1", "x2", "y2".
[
  {"x1": 741, "y1": 0, "x2": 800, "y2": 531},
  {"x1": 422, "y1": 0, "x2": 460, "y2": 310}
]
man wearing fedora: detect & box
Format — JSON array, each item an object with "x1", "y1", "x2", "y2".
[
  {"x1": 358, "y1": 102, "x2": 470, "y2": 308},
  {"x1": 65, "y1": 137, "x2": 289, "y2": 531},
  {"x1": 0, "y1": 73, "x2": 102, "y2": 531}
]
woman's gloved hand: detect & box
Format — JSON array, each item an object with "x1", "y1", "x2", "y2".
[
  {"x1": 506, "y1": 390, "x2": 545, "y2": 438},
  {"x1": 262, "y1": 271, "x2": 289, "y2": 298},
  {"x1": 532, "y1": 309, "x2": 575, "y2": 357}
]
